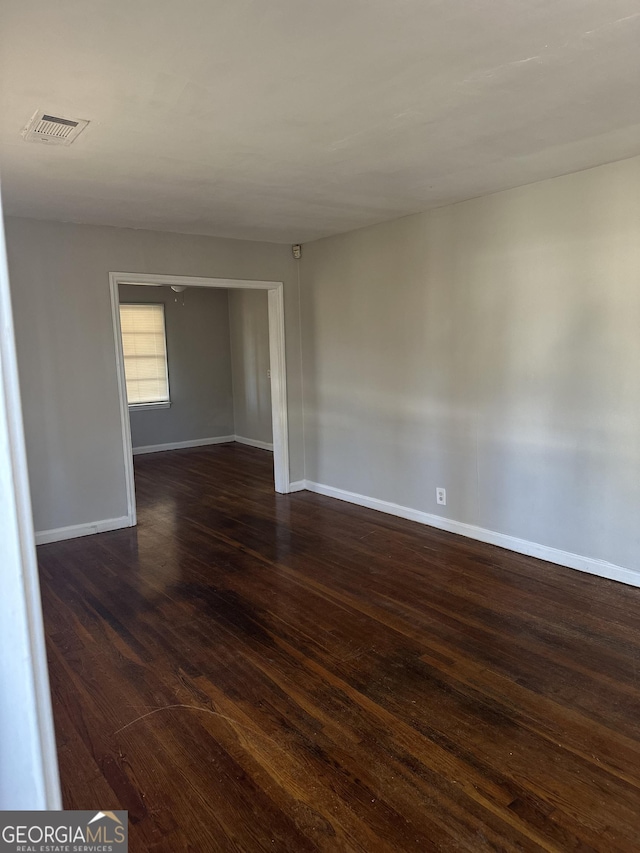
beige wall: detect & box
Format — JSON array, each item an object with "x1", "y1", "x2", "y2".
[
  {"x1": 5, "y1": 217, "x2": 303, "y2": 534},
  {"x1": 228, "y1": 289, "x2": 273, "y2": 446},
  {"x1": 300, "y1": 155, "x2": 640, "y2": 573},
  {"x1": 119, "y1": 284, "x2": 234, "y2": 448}
]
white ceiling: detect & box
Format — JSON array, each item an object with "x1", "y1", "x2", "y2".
[{"x1": 1, "y1": 0, "x2": 640, "y2": 243}]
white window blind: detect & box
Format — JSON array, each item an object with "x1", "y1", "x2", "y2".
[{"x1": 119, "y1": 303, "x2": 170, "y2": 405}]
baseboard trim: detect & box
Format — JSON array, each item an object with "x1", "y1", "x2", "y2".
[
  {"x1": 287, "y1": 480, "x2": 306, "y2": 492},
  {"x1": 234, "y1": 435, "x2": 274, "y2": 452},
  {"x1": 132, "y1": 435, "x2": 235, "y2": 455},
  {"x1": 36, "y1": 515, "x2": 132, "y2": 546},
  {"x1": 302, "y1": 480, "x2": 640, "y2": 589}
]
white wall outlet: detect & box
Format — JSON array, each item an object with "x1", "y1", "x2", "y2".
[{"x1": 436, "y1": 487, "x2": 446, "y2": 506}]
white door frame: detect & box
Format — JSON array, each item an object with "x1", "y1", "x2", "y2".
[
  {"x1": 109, "y1": 272, "x2": 291, "y2": 527},
  {"x1": 0, "y1": 193, "x2": 61, "y2": 808}
]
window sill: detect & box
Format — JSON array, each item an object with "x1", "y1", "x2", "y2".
[{"x1": 129, "y1": 402, "x2": 171, "y2": 412}]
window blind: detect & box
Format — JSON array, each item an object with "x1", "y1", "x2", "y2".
[{"x1": 119, "y1": 303, "x2": 170, "y2": 405}]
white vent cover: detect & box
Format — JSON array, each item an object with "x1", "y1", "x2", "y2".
[{"x1": 22, "y1": 110, "x2": 89, "y2": 145}]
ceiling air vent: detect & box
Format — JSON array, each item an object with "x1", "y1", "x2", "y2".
[{"x1": 22, "y1": 110, "x2": 89, "y2": 145}]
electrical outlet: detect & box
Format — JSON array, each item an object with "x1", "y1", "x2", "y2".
[{"x1": 436, "y1": 487, "x2": 446, "y2": 506}]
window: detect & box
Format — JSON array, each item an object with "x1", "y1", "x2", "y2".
[{"x1": 119, "y1": 303, "x2": 170, "y2": 407}]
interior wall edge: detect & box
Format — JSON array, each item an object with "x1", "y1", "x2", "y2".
[
  {"x1": 35, "y1": 515, "x2": 132, "y2": 546},
  {"x1": 302, "y1": 480, "x2": 640, "y2": 590},
  {"x1": 131, "y1": 435, "x2": 235, "y2": 455},
  {"x1": 234, "y1": 435, "x2": 274, "y2": 451}
]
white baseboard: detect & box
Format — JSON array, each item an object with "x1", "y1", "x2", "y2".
[
  {"x1": 132, "y1": 435, "x2": 235, "y2": 455},
  {"x1": 287, "y1": 480, "x2": 306, "y2": 492},
  {"x1": 302, "y1": 480, "x2": 640, "y2": 589},
  {"x1": 132, "y1": 435, "x2": 274, "y2": 455},
  {"x1": 234, "y1": 435, "x2": 274, "y2": 452},
  {"x1": 35, "y1": 515, "x2": 132, "y2": 546}
]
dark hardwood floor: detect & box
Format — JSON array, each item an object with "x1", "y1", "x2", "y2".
[{"x1": 38, "y1": 444, "x2": 640, "y2": 852}]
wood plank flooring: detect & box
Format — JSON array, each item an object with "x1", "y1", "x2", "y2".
[{"x1": 38, "y1": 444, "x2": 640, "y2": 851}]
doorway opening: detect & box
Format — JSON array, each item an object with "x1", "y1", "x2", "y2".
[{"x1": 109, "y1": 272, "x2": 291, "y2": 528}]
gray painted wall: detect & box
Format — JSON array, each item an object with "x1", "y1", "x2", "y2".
[
  {"x1": 301, "y1": 155, "x2": 640, "y2": 572},
  {"x1": 5, "y1": 217, "x2": 303, "y2": 534},
  {"x1": 229, "y1": 289, "x2": 273, "y2": 446},
  {"x1": 120, "y1": 284, "x2": 234, "y2": 448},
  {"x1": 7, "y1": 154, "x2": 640, "y2": 576}
]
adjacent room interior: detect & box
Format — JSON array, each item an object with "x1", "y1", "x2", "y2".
[
  {"x1": 116, "y1": 281, "x2": 276, "y2": 495},
  {"x1": 1, "y1": 1, "x2": 640, "y2": 850}
]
